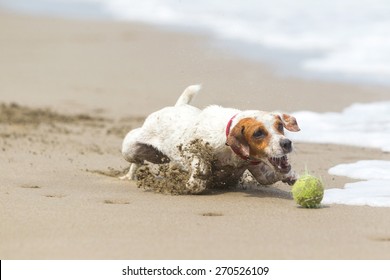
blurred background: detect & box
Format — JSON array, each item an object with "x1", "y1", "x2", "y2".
[{"x1": 1, "y1": 0, "x2": 390, "y2": 86}]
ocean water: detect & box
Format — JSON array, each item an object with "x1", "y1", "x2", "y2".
[
  {"x1": 2, "y1": 0, "x2": 390, "y2": 86},
  {"x1": 1, "y1": 0, "x2": 390, "y2": 207}
]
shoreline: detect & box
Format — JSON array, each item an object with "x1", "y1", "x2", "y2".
[{"x1": 1, "y1": 11, "x2": 390, "y2": 259}]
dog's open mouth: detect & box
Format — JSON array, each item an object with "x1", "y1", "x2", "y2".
[{"x1": 268, "y1": 155, "x2": 291, "y2": 173}]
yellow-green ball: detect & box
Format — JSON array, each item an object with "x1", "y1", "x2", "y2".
[{"x1": 292, "y1": 174, "x2": 324, "y2": 208}]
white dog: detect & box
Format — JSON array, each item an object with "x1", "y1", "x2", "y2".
[{"x1": 122, "y1": 85, "x2": 300, "y2": 194}]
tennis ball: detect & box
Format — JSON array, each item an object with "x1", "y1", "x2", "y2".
[{"x1": 292, "y1": 174, "x2": 324, "y2": 208}]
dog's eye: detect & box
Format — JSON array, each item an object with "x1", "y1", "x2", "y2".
[{"x1": 253, "y1": 129, "x2": 265, "y2": 139}]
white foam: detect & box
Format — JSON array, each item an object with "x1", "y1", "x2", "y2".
[
  {"x1": 289, "y1": 102, "x2": 390, "y2": 152},
  {"x1": 323, "y1": 161, "x2": 390, "y2": 207},
  {"x1": 323, "y1": 180, "x2": 390, "y2": 207},
  {"x1": 328, "y1": 160, "x2": 390, "y2": 181}
]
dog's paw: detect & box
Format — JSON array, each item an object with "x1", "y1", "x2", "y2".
[
  {"x1": 119, "y1": 163, "x2": 139, "y2": 181},
  {"x1": 281, "y1": 170, "x2": 299, "y2": 186},
  {"x1": 119, "y1": 173, "x2": 133, "y2": 181}
]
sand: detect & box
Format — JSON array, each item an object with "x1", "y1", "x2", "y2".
[{"x1": 1, "y1": 11, "x2": 390, "y2": 260}]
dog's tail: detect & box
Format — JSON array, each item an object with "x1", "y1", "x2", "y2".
[{"x1": 174, "y1": 84, "x2": 202, "y2": 106}]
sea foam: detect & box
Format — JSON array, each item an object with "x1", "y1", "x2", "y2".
[
  {"x1": 289, "y1": 102, "x2": 390, "y2": 152},
  {"x1": 323, "y1": 161, "x2": 390, "y2": 207}
]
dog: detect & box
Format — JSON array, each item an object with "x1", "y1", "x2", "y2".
[{"x1": 121, "y1": 85, "x2": 300, "y2": 194}]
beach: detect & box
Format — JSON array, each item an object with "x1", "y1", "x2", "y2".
[{"x1": 1, "y1": 11, "x2": 390, "y2": 259}]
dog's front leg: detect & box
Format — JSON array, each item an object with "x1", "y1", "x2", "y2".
[
  {"x1": 248, "y1": 163, "x2": 298, "y2": 186},
  {"x1": 185, "y1": 156, "x2": 210, "y2": 194},
  {"x1": 247, "y1": 162, "x2": 282, "y2": 186}
]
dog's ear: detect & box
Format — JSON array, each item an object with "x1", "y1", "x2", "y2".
[
  {"x1": 281, "y1": 114, "x2": 300, "y2": 132},
  {"x1": 226, "y1": 123, "x2": 250, "y2": 158}
]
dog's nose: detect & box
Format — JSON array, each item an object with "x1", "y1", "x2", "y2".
[{"x1": 280, "y1": 138, "x2": 292, "y2": 153}]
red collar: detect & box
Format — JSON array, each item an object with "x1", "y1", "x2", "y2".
[
  {"x1": 225, "y1": 114, "x2": 238, "y2": 139},
  {"x1": 225, "y1": 114, "x2": 261, "y2": 165}
]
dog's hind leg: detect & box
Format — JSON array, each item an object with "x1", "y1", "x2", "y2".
[
  {"x1": 120, "y1": 163, "x2": 139, "y2": 180},
  {"x1": 121, "y1": 128, "x2": 170, "y2": 180}
]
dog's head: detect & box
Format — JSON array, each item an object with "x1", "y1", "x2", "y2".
[{"x1": 226, "y1": 111, "x2": 300, "y2": 173}]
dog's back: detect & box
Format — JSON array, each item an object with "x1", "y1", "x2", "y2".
[{"x1": 136, "y1": 85, "x2": 202, "y2": 158}]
